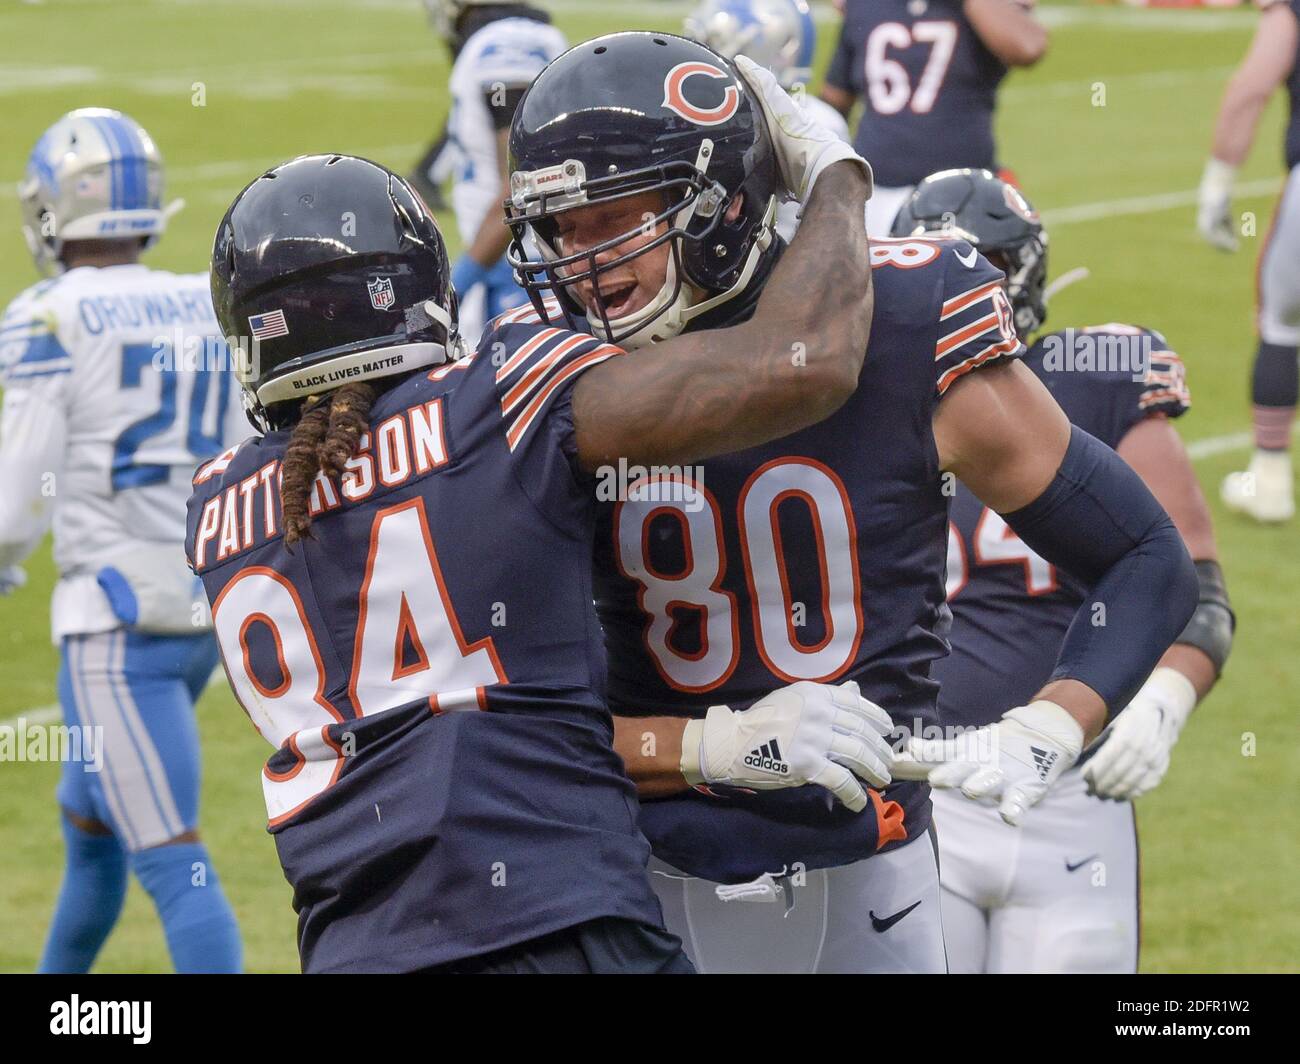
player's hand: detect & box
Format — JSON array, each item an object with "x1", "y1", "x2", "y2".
[
  {"x1": 0, "y1": 566, "x2": 27, "y2": 596},
  {"x1": 733, "y1": 54, "x2": 873, "y2": 203},
  {"x1": 1197, "y1": 158, "x2": 1239, "y2": 252},
  {"x1": 681, "y1": 680, "x2": 894, "y2": 812},
  {"x1": 1083, "y1": 667, "x2": 1195, "y2": 800},
  {"x1": 893, "y1": 700, "x2": 1083, "y2": 826}
]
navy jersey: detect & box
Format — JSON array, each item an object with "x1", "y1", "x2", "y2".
[
  {"x1": 592, "y1": 239, "x2": 1025, "y2": 883},
  {"x1": 185, "y1": 314, "x2": 665, "y2": 972},
  {"x1": 934, "y1": 324, "x2": 1191, "y2": 735},
  {"x1": 825, "y1": 0, "x2": 1010, "y2": 187}
]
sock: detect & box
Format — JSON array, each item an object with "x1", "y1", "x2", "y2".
[
  {"x1": 1250, "y1": 341, "x2": 1298, "y2": 451},
  {"x1": 130, "y1": 842, "x2": 243, "y2": 973},
  {"x1": 38, "y1": 818, "x2": 128, "y2": 973}
]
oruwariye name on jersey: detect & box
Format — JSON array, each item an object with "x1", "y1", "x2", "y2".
[
  {"x1": 593, "y1": 238, "x2": 1025, "y2": 884},
  {"x1": 825, "y1": 0, "x2": 1009, "y2": 188},
  {"x1": 185, "y1": 316, "x2": 669, "y2": 972},
  {"x1": 934, "y1": 324, "x2": 1190, "y2": 737},
  {"x1": 0, "y1": 265, "x2": 242, "y2": 640}
]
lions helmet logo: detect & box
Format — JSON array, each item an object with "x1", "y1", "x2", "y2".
[
  {"x1": 661, "y1": 61, "x2": 741, "y2": 127},
  {"x1": 367, "y1": 276, "x2": 396, "y2": 311}
]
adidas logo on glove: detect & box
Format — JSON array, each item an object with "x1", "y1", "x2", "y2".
[
  {"x1": 743, "y1": 739, "x2": 790, "y2": 776},
  {"x1": 1030, "y1": 745, "x2": 1059, "y2": 781}
]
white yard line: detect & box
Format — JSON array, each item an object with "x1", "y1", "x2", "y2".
[{"x1": 1044, "y1": 177, "x2": 1283, "y2": 227}]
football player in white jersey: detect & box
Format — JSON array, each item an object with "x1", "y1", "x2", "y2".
[
  {"x1": 425, "y1": 0, "x2": 567, "y2": 344},
  {"x1": 684, "y1": 0, "x2": 850, "y2": 241},
  {"x1": 1, "y1": 109, "x2": 244, "y2": 972}
]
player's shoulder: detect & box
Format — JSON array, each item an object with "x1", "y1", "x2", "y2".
[
  {"x1": 1028, "y1": 322, "x2": 1190, "y2": 422},
  {"x1": 0, "y1": 274, "x2": 76, "y2": 379},
  {"x1": 476, "y1": 303, "x2": 622, "y2": 452},
  {"x1": 870, "y1": 236, "x2": 1003, "y2": 311},
  {"x1": 190, "y1": 432, "x2": 263, "y2": 500},
  {"x1": 457, "y1": 17, "x2": 566, "y2": 78}
]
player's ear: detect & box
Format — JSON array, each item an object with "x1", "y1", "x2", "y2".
[{"x1": 726, "y1": 192, "x2": 745, "y2": 223}]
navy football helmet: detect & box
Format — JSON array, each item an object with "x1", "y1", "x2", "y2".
[
  {"x1": 504, "y1": 32, "x2": 781, "y2": 348},
  {"x1": 211, "y1": 154, "x2": 461, "y2": 431},
  {"x1": 893, "y1": 168, "x2": 1049, "y2": 337}
]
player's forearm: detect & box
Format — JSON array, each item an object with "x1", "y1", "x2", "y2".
[
  {"x1": 0, "y1": 394, "x2": 65, "y2": 567},
  {"x1": 1007, "y1": 429, "x2": 1199, "y2": 731},
  {"x1": 573, "y1": 163, "x2": 872, "y2": 470},
  {"x1": 1211, "y1": 82, "x2": 1273, "y2": 167},
  {"x1": 1156, "y1": 644, "x2": 1217, "y2": 703},
  {"x1": 964, "y1": 0, "x2": 1048, "y2": 67},
  {"x1": 613, "y1": 714, "x2": 690, "y2": 798}
]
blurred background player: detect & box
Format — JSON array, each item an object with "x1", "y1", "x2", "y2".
[
  {"x1": 422, "y1": 0, "x2": 566, "y2": 346},
  {"x1": 895, "y1": 169, "x2": 1234, "y2": 973},
  {"x1": 193, "y1": 147, "x2": 879, "y2": 973},
  {"x1": 684, "y1": 0, "x2": 849, "y2": 240},
  {"x1": 506, "y1": 33, "x2": 1197, "y2": 973},
  {"x1": 0, "y1": 109, "x2": 244, "y2": 973},
  {"x1": 820, "y1": 0, "x2": 1047, "y2": 236},
  {"x1": 1197, "y1": 0, "x2": 1300, "y2": 522}
]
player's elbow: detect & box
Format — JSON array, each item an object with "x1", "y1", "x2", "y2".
[{"x1": 795, "y1": 360, "x2": 862, "y2": 422}]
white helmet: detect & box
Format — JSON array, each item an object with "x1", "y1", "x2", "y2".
[
  {"x1": 18, "y1": 108, "x2": 167, "y2": 275},
  {"x1": 684, "y1": 0, "x2": 816, "y2": 90}
]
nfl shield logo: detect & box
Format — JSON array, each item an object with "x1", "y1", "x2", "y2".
[{"x1": 368, "y1": 276, "x2": 396, "y2": 311}]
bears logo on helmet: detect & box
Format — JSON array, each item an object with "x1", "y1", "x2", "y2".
[
  {"x1": 505, "y1": 32, "x2": 780, "y2": 350},
  {"x1": 662, "y1": 61, "x2": 742, "y2": 126}
]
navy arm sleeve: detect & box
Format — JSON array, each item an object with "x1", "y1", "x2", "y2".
[{"x1": 1001, "y1": 425, "x2": 1198, "y2": 715}]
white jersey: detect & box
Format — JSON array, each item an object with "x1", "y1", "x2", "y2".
[
  {"x1": 447, "y1": 16, "x2": 567, "y2": 246},
  {"x1": 0, "y1": 264, "x2": 246, "y2": 640},
  {"x1": 776, "y1": 94, "x2": 853, "y2": 242}
]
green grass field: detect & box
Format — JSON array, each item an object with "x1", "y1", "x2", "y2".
[{"x1": 0, "y1": 0, "x2": 1296, "y2": 973}]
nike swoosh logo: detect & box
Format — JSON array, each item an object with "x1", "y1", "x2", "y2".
[
  {"x1": 869, "y1": 900, "x2": 922, "y2": 933},
  {"x1": 1065, "y1": 854, "x2": 1099, "y2": 873},
  {"x1": 955, "y1": 248, "x2": 979, "y2": 269}
]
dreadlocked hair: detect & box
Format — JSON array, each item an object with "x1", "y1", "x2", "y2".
[{"x1": 280, "y1": 381, "x2": 377, "y2": 548}]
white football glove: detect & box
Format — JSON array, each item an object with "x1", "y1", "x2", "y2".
[
  {"x1": 1083, "y1": 667, "x2": 1196, "y2": 800},
  {"x1": 681, "y1": 680, "x2": 894, "y2": 812},
  {"x1": 733, "y1": 54, "x2": 873, "y2": 204},
  {"x1": 0, "y1": 565, "x2": 27, "y2": 597},
  {"x1": 893, "y1": 700, "x2": 1084, "y2": 826},
  {"x1": 1197, "y1": 157, "x2": 1239, "y2": 252}
]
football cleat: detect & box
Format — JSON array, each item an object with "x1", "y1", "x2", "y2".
[{"x1": 1221, "y1": 450, "x2": 1295, "y2": 523}]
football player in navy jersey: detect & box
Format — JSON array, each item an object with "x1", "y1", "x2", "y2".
[
  {"x1": 894, "y1": 169, "x2": 1235, "y2": 973},
  {"x1": 1198, "y1": 0, "x2": 1300, "y2": 522},
  {"x1": 187, "y1": 143, "x2": 884, "y2": 972},
  {"x1": 504, "y1": 33, "x2": 1197, "y2": 973},
  {"x1": 820, "y1": 0, "x2": 1047, "y2": 236}
]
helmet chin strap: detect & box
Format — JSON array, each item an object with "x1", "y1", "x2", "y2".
[{"x1": 590, "y1": 194, "x2": 778, "y2": 350}]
